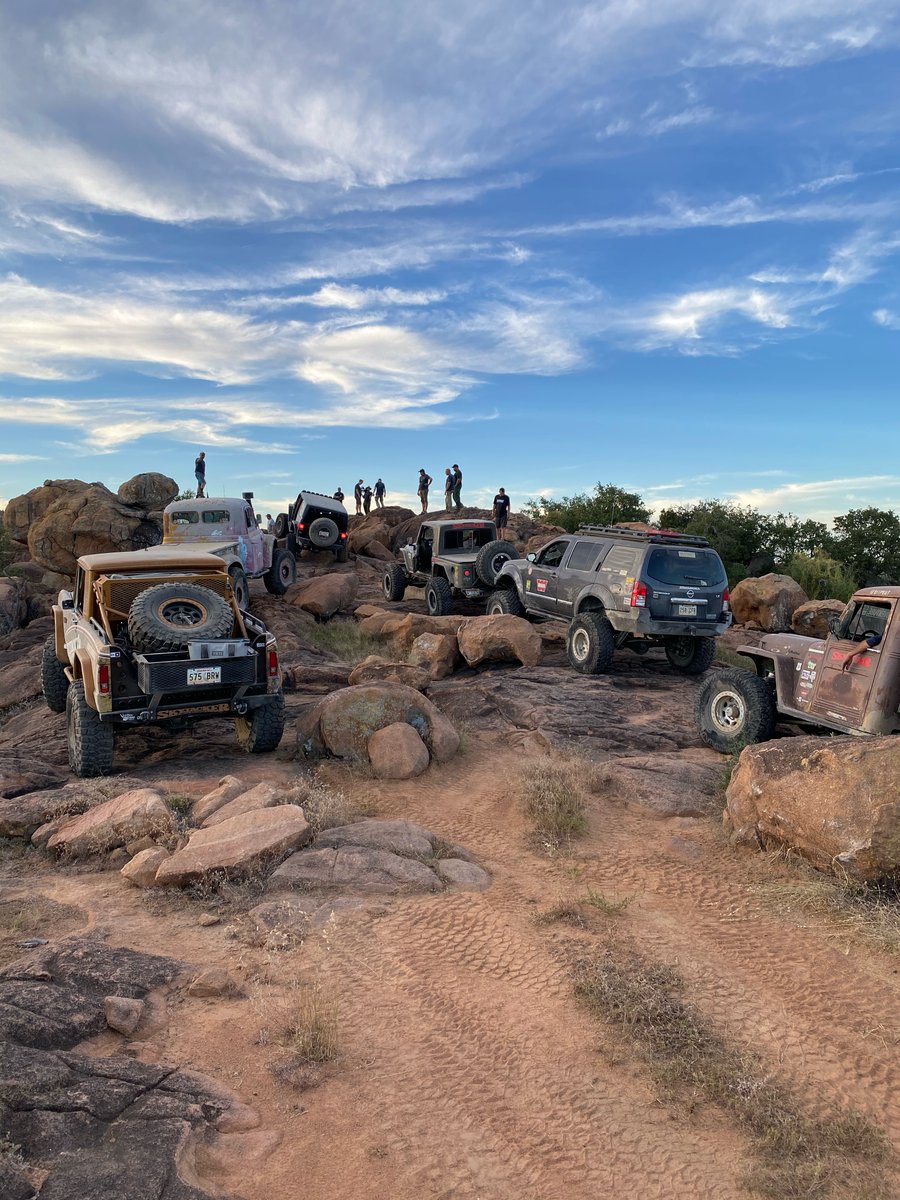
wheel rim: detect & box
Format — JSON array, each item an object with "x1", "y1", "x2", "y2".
[
  {"x1": 280, "y1": 560, "x2": 293, "y2": 585},
  {"x1": 490, "y1": 551, "x2": 510, "y2": 575},
  {"x1": 488, "y1": 599, "x2": 503, "y2": 615},
  {"x1": 710, "y1": 689, "x2": 746, "y2": 735},
  {"x1": 571, "y1": 627, "x2": 590, "y2": 662},
  {"x1": 668, "y1": 637, "x2": 694, "y2": 666},
  {"x1": 427, "y1": 589, "x2": 438, "y2": 614},
  {"x1": 159, "y1": 599, "x2": 208, "y2": 627},
  {"x1": 383, "y1": 573, "x2": 392, "y2": 597}
]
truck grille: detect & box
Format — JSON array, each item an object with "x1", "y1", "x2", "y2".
[{"x1": 136, "y1": 655, "x2": 258, "y2": 693}]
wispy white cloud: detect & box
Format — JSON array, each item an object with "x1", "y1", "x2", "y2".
[
  {"x1": 0, "y1": 452, "x2": 47, "y2": 463},
  {"x1": 642, "y1": 474, "x2": 900, "y2": 522}
]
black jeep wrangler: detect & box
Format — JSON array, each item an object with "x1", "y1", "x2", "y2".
[
  {"x1": 274, "y1": 492, "x2": 349, "y2": 562},
  {"x1": 491, "y1": 524, "x2": 732, "y2": 675}
]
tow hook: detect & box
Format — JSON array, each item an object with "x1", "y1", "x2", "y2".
[{"x1": 234, "y1": 702, "x2": 248, "y2": 715}]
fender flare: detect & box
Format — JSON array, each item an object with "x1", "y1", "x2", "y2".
[
  {"x1": 495, "y1": 566, "x2": 526, "y2": 600},
  {"x1": 73, "y1": 649, "x2": 99, "y2": 710},
  {"x1": 574, "y1": 585, "x2": 616, "y2": 615}
]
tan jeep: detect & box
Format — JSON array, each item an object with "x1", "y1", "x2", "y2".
[{"x1": 41, "y1": 547, "x2": 285, "y2": 777}]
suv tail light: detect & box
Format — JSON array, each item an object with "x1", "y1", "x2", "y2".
[
  {"x1": 723, "y1": 588, "x2": 730, "y2": 612},
  {"x1": 98, "y1": 662, "x2": 111, "y2": 694},
  {"x1": 298, "y1": 522, "x2": 306, "y2": 531},
  {"x1": 630, "y1": 580, "x2": 648, "y2": 608},
  {"x1": 268, "y1": 648, "x2": 279, "y2": 678},
  {"x1": 340, "y1": 531, "x2": 347, "y2": 540}
]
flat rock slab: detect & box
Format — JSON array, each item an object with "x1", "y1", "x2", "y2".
[
  {"x1": 0, "y1": 938, "x2": 251, "y2": 1200},
  {"x1": 270, "y1": 846, "x2": 442, "y2": 895},
  {"x1": 47, "y1": 789, "x2": 173, "y2": 857},
  {"x1": 155, "y1": 804, "x2": 311, "y2": 887},
  {"x1": 317, "y1": 818, "x2": 439, "y2": 858},
  {"x1": 435, "y1": 858, "x2": 491, "y2": 890},
  {"x1": 249, "y1": 895, "x2": 368, "y2": 934}
]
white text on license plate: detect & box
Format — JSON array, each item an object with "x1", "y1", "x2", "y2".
[
  {"x1": 676, "y1": 604, "x2": 697, "y2": 617},
  {"x1": 187, "y1": 666, "x2": 221, "y2": 686}
]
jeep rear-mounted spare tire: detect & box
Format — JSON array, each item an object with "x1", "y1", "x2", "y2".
[
  {"x1": 308, "y1": 516, "x2": 339, "y2": 548},
  {"x1": 127, "y1": 583, "x2": 234, "y2": 654},
  {"x1": 475, "y1": 539, "x2": 518, "y2": 587}
]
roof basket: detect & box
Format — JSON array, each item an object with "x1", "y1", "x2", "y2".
[{"x1": 575, "y1": 524, "x2": 711, "y2": 548}]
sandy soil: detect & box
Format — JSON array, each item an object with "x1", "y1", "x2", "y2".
[{"x1": 5, "y1": 736, "x2": 898, "y2": 1200}]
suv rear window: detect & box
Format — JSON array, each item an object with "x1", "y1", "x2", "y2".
[
  {"x1": 645, "y1": 548, "x2": 726, "y2": 587},
  {"x1": 442, "y1": 528, "x2": 495, "y2": 552}
]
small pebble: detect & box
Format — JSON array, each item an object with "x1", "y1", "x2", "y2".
[{"x1": 198, "y1": 913, "x2": 221, "y2": 927}]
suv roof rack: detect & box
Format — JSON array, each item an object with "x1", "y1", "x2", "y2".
[{"x1": 575, "y1": 524, "x2": 711, "y2": 548}]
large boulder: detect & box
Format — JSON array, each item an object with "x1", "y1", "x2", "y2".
[
  {"x1": 457, "y1": 615, "x2": 543, "y2": 668},
  {"x1": 348, "y1": 655, "x2": 430, "y2": 690},
  {"x1": 285, "y1": 573, "x2": 359, "y2": 617},
  {"x1": 3, "y1": 479, "x2": 91, "y2": 545},
  {"x1": 27, "y1": 484, "x2": 162, "y2": 574},
  {"x1": 725, "y1": 736, "x2": 900, "y2": 881},
  {"x1": 409, "y1": 632, "x2": 461, "y2": 679},
  {"x1": 730, "y1": 573, "x2": 808, "y2": 632},
  {"x1": 117, "y1": 473, "x2": 179, "y2": 511},
  {"x1": 46, "y1": 788, "x2": 173, "y2": 857},
  {"x1": 0, "y1": 577, "x2": 27, "y2": 635},
  {"x1": 154, "y1": 805, "x2": 311, "y2": 886},
  {"x1": 790, "y1": 599, "x2": 846, "y2": 640},
  {"x1": 367, "y1": 722, "x2": 430, "y2": 780},
  {"x1": 296, "y1": 682, "x2": 460, "y2": 765}
]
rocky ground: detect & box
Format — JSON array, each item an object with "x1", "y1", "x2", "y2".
[{"x1": 0, "y1": 521, "x2": 898, "y2": 1200}]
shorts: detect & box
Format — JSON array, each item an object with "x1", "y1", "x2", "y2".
[{"x1": 495, "y1": 511, "x2": 508, "y2": 529}]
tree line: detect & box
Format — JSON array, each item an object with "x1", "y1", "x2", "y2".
[{"x1": 524, "y1": 482, "x2": 900, "y2": 600}]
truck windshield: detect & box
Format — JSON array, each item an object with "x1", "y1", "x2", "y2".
[
  {"x1": 645, "y1": 548, "x2": 726, "y2": 588},
  {"x1": 839, "y1": 600, "x2": 891, "y2": 642}
]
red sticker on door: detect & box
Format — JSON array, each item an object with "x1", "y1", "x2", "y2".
[{"x1": 536, "y1": 578, "x2": 548, "y2": 593}]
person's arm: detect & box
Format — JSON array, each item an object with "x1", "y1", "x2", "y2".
[{"x1": 841, "y1": 639, "x2": 874, "y2": 671}]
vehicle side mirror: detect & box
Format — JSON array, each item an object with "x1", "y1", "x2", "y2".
[
  {"x1": 61, "y1": 596, "x2": 75, "y2": 610},
  {"x1": 827, "y1": 614, "x2": 842, "y2": 637},
  {"x1": 526, "y1": 552, "x2": 536, "y2": 563}
]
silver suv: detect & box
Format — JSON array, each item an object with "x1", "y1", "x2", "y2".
[{"x1": 488, "y1": 525, "x2": 731, "y2": 674}]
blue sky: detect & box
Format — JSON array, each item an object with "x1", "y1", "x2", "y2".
[{"x1": 1, "y1": 0, "x2": 899, "y2": 522}]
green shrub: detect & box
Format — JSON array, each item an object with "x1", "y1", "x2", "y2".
[{"x1": 781, "y1": 550, "x2": 856, "y2": 603}]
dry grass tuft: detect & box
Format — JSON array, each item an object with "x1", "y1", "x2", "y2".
[
  {"x1": 536, "y1": 889, "x2": 632, "y2": 928},
  {"x1": 755, "y1": 877, "x2": 900, "y2": 956},
  {"x1": 0, "y1": 895, "x2": 83, "y2": 968},
  {"x1": 278, "y1": 982, "x2": 340, "y2": 1065},
  {"x1": 305, "y1": 620, "x2": 383, "y2": 664},
  {"x1": 571, "y1": 942, "x2": 891, "y2": 1200},
  {"x1": 520, "y1": 759, "x2": 590, "y2": 852},
  {"x1": 289, "y1": 775, "x2": 363, "y2": 838}
]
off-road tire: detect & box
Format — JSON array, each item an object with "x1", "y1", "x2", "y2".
[
  {"x1": 127, "y1": 583, "x2": 234, "y2": 653},
  {"x1": 486, "y1": 587, "x2": 525, "y2": 617},
  {"x1": 228, "y1": 566, "x2": 249, "y2": 610},
  {"x1": 335, "y1": 545, "x2": 349, "y2": 564},
  {"x1": 567, "y1": 611, "x2": 615, "y2": 674},
  {"x1": 41, "y1": 634, "x2": 70, "y2": 713},
  {"x1": 383, "y1": 563, "x2": 406, "y2": 602},
  {"x1": 274, "y1": 513, "x2": 291, "y2": 540},
  {"x1": 308, "y1": 516, "x2": 339, "y2": 548},
  {"x1": 475, "y1": 539, "x2": 518, "y2": 587},
  {"x1": 235, "y1": 690, "x2": 285, "y2": 753},
  {"x1": 665, "y1": 636, "x2": 717, "y2": 675},
  {"x1": 425, "y1": 576, "x2": 454, "y2": 616},
  {"x1": 66, "y1": 680, "x2": 115, "y2": 778},
  {"x1": 264, "y1": 549, "x2": 296, "y2": 595},
  {"x1": 696, "y1": 669, "x2": 776, "y2": 754}
]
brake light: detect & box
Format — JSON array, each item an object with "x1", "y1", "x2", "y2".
[
  {"x1": 464, "y1": 569, "x2": 471, "y2": 577},
  {"x1": 340, "y1": 531, "x2": 347, "y2": 540},
  {"x1": 630, "y1": 580, "x2": 648, "y2": 608},
  {"x1": 723, "y1": 588, "x2": 730, "y2": 612},
  {"x1": 268, "y1": 648, "x2": 279, "y2": 677},
  {"x1": 298, "y1": 522, "x2": 306, "y2": 531},
  {"x1": 98, "y1": 663, "x2": 111, "y2": 694}
]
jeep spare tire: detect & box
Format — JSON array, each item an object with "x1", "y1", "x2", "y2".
[
  {"x1": 273, "y1": 512, "x2": 291, "y2": 540},
  {"x1": 308, "y1": 516, "x2": 339, "y2": 548},
  {"x1": 475, "y1": 539, "x2": 518, "y2": 587},
  {"x1": 128, "y1": 583, "x2": 234, "y2": 653}
]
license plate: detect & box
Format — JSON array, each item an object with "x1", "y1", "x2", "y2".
[
  {"x1": 676, "y1": 604, "x2": 697, "y2": 617},
  {"x1": 465, "y1": 589, "x2": 483, "y2": 598},
  {"x1": 187, "y1": 666, "x2": 221, "y2": 686}
]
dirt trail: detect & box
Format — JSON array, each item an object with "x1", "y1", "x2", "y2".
[{"x1": 9, "y1": 738, "x2": 900, "y2": 1200}]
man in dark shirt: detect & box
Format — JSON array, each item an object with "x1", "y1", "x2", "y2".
[
  {"x1": 194, "y1": 451, "x2": 206, "y2": 498},
  {"x1": 374, "y1": 478, "x2": 386, "y2": 509},
  {"x1": 417, "y1": 469, "x2": 432, "y2": 513},
  {"x1": 492, "y1": 487, "x2": 511, "y2": 530},
  {"x1": 333, "y1": 486, "x2": 345, "y2": 503},
  {"x1": 443, "y1": 467, "x2": 454, "y2": 511},
  {"x1": 363, "y1": 485, "x2": 373, "y2": 515},
  {"x1": 451, "y1": 463, "x2": 463, "y2": 512},
  {"x1": 354, "y1": 479, "x2": 364, "y2": 515}
]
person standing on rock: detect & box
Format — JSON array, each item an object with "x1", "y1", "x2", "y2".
[
  {"x1": 443, "y1": 467, "x2": 454, "y2": 511},
  {"x1": 333, "y1": 486, "x2": 345, "y2": 503},
  {"x1": 194, "y1": 451, "x2": 206, "y2": 498},
  {"x1": 363, "y1": 485, "x2": 373, "y2": 515},
  {"x1": 492, "y1": 487, "x2": 511, "y2": 531},
  {"x1": 451, "y1": 463, "x2": 463, "y2": 512},
  {"x1": 374, "y1": 477, "x2": 386, "y2": 509},
  {"x1": 265, "y1": 514, "x2": 275, "y2": 533},
  {"x1": 417, "y1": 468, "x2": 433, "y2": 513},
  {"x1": 354, "y1": 479, "x2": 364, "y2": 515}
]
